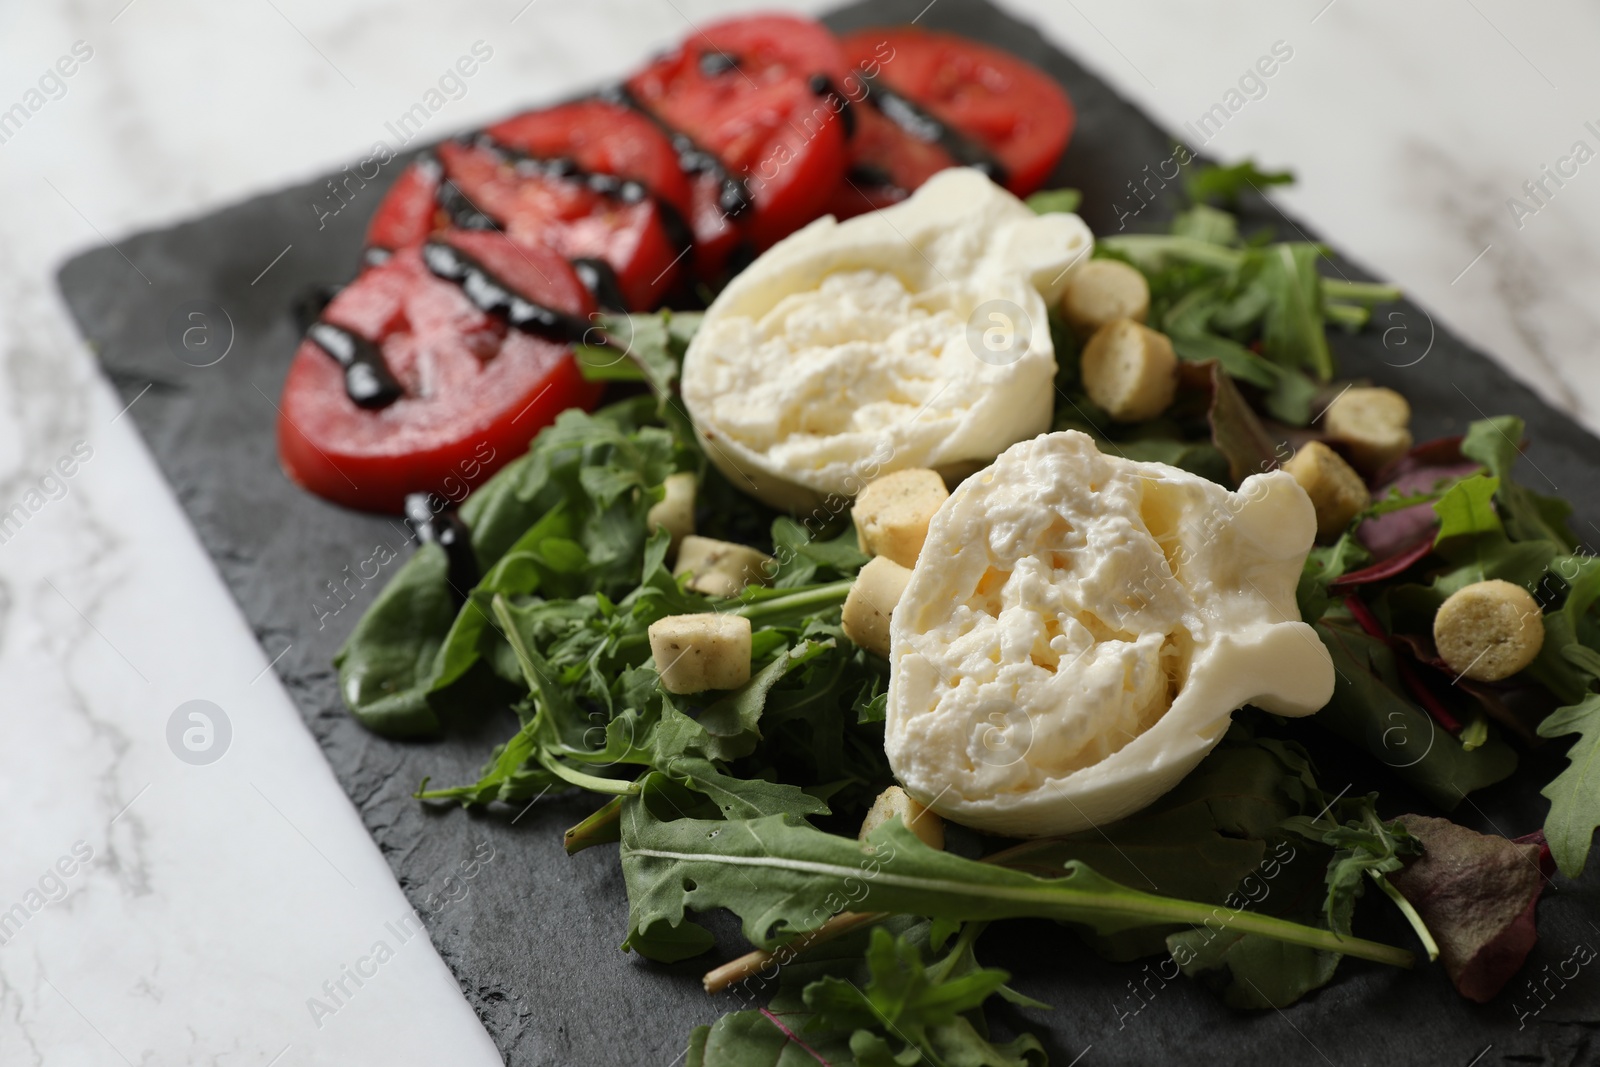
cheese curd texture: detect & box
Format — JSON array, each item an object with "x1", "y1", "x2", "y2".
[
  {"x1": 682, "y1": 168, "x2": 1092, "y2": 510},
  {"x1": 885, "y1": 432, "x2": 1334, "y2": 837}
]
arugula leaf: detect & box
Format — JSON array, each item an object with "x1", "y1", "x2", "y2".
[
  {"x1": 1460, "y1": 416, "x2": 1575, "y2": 549},
  {"x1": 1296, "y1": 531, "x2": 1371, "y2": 622},
  {"x1": 1025, "y1": 187, "x2": 1082, "y2": 215},
  {"x1": 1259, "y1": 243, "x2": 1333, "y2": 381},
  {"x1": 1171, "y1": 204, "x2": 1240, "y2": 246},
  {"x1": 1184, "y1": 160, "x2": 1295, "y2": 207},
  {"x1": 805, "y1": 926, "x2": 1046, "y2": 1067},
  {"x1": 1432, "y1": 474, "x2": 1501, "y2": 544},
  {"x1": 618, "y1": 798, "x2": 1413, "y2": 968},
  {"x1": 688, "y1": 919, "x2": 1044, "y2": 1067},
  {"x1": 1537, "y1": 692, "x2": 1600, "y2": 877},
  {"x1": 1529, "y1": 555, "x2": 1600, "y2": 706},
  {"x1": 1282, "y1": 795, "x2": 1422, "y2": 939},
  {"x1": 989, "y1": 725, "x2": 1322, "y2": 960},
  {"x1": 574, "y1": 309, "x2": 702, "y2": 405},
  {"x1": 1166, "y1": 847, "x2": 1341, "y2": 1010}
]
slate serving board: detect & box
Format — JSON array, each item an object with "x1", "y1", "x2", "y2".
[{"x1": 58, "y1": 0, "x2": 1600, "y2": 1062}]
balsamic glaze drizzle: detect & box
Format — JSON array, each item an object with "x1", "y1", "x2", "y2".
[
  {"x1": 857, "y1": 74, "x2": 1008, "y2": 187},
  {"x1": 596, "y1": 83, "x2": 752, "y2": 220},
  {"x1": 571, "y1": 257, "x2": 630, "y2": 313},
  {"x1": 307, "y1": 321, "x2": 406, "y2": 409},
  {"x1": 404, "y1": 493, "x2": 479, "y2": 598},
  {"x1": 451, "y1": 133, "x2": 695, "y2": 257},
  {"x1": 699, "y1": 50, "x2": 740, "y2": 77},
  {"x1": 421, "y1": 239, "x2": 593, "y2": 345},
  {"x1": 807, "y1": 75, "x2": 857, "y2": 140}
]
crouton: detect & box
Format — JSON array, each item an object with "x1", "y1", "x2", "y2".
[
  {"x1": 859, "y1": 785, "x2": 944, "y2": 851},
  {"x1": 648, "y1": 613, "x2": 753, "y2": 694},
  {"x1": 1323, "y1": 387, "x2": 1413, "y2": 474},
  {"x1": 852, "y1": 468, "x2": 948, "y2": 567},
  {"x1": 1283, "y1": 441, "x2": 1370, "y2": 541},
  {"x1": 1433, "y1": 580, "x2": 1545, "y2": 682},
  {"x1": 842, "y1": 556, "x2": 913, "y2": 658},
  {"x1": 646, "y1": 472, "x2": 697, "y2": 555},
  {"x1": 1061, "y1": 259, "x2": 1150, "y2": 337},
  {"x1": 1080, "y1": 319, "x2": 1178, "y2": 422},
  {"x1": 673, "y1": 536, "x2": 774, "y2": 598}
]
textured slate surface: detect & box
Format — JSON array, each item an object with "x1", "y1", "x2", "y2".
[{"x1": 58, "y1": 0, "x2": 1600, "y2": 1063}]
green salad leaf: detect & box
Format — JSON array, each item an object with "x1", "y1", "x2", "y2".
[
  {"x1": 619, "y1": 800, "x2": 1413, "y2": 970},
  {"x1": 1538, "y1": 692, "x2": 1600, "y2": 877},
  {"x1": 688, "y1": 920, "x2": 1046, "y2": 1067}
]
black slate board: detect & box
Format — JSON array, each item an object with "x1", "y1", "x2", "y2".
[{"x1": 58, "y1": 1, "x2": 1600, "y2": 1063}]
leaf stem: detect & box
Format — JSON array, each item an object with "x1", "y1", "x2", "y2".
[
  {"x1": 536, "y1": 749, "x2": 641, "y2": 796},
  {"x1": 734, "y1": 580, "x2": 854, "y2": 625},
  {"x1": 1323, "y1": 279, "x2": 1403, "y2": 304},
  {"x1": 703, "y1": 911, "x2": 887, "y2": 993},
  {"x1": 564, "y1": 796, "x2": 624, "y2": 854},
  {"x1": 1368, "y1": 869, "x2": 1440, "y2": 962}
]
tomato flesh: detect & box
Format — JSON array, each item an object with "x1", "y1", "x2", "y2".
[
  {"x1": 435, "y1": 138, "x2": 685, "y2": 309},
  {"x1": 626, "y1": 13, "x2": 850, "y2": 262},
  {"x1": 364, "y1": 157, "x2": 441, "y2": 253},
  {"x1": 278, "y1": 234, "x2": 600, "y2": 513},
  {"x1": 486, "y1": 99, "x2": 691, "y2": 218},
  {"x1": 837, "y1": 28, "x2": 1074, "y2": 202}
]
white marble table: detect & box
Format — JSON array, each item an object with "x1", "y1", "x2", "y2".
[{"x1": 2, "y1": 1, "x2": 1596, "y2": 1063}]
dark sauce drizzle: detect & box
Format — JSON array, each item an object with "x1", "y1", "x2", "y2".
[
  {"x1": 596, "y1": 83, "x2": 752, "y2": 220},
  {"x1": 421, "y1": 239, "x2": 593, "y2": 345},
  {"x1": 452, "y1": 133, "x2": 694, "y2": 256},
  {"x1": 807, "y1": 74, "x2": 857, "y2": 139},
  {"x1": 307, "y1": 321, "x2": 405, "y2": 409},
  {"x1": 571, "y1": 257, "x2": 629, "y2": 313},
  {"x1": 857, "y1": 73, "x2": 1008, "y2": 187},
  {"x1": 699, "y1": 50, "x2": 739, "y2": 77},
  {"x1": 404, "y1": 493, "x2": 479, "y2": 598}
]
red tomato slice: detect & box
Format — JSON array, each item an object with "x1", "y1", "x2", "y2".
[
  {"x1": 365, "y1": 157, "x2": 441, "y2": 253},
  {"x1": 486, "y1": 100, "x2": 691, "y2": 218},
  {"x1": 278, "y1": 233, "x2": 601, "y2": 513},
  {"x1": 823, "y1": 99, "x2": 953, "y2": 219},
  {"x1": 838, "y1": 28, "x2": 1074, "y2": 200},
  {"x1": 625, "y1": 13, "x2": 851, "y2": 260},
  {"x1": 435, "y1": 138, "x2": 685, "y2": 309}
]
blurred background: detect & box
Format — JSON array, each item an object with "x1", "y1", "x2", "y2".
[{"x1": 2, "y1": 1, "x2": 1597, "y2": 1063}]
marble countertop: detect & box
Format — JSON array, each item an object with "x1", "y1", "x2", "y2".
[{"x1": 3, "y1": 1, "x2": 1597, "y2": 1063}]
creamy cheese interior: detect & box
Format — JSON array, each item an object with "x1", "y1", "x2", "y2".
[
  {"x1": 682, "y1": 168, "x2": 1092, "y2": 510},
  {"x1": 886, "y1": 431, "x2": 1335, "y2": 837}
]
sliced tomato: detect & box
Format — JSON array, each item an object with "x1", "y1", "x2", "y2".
[
  {"x1": 278, "y1": 233, "x2": 600, "y2": 513},
  {"x1": 824, "y1": 99, "x2": 954, "y2": 219},
  {"x1": 486, "y1": 99, "x2": 691, "y2": 218},
  {"x1": 625, "y1": 13, "x2": 851, "y2": 264},
  {"x1": 837, "y1": 28, "x2": 1074, "y2": 202},
  {"x1": 435, "y1": 137, "x2": 685, "y2": 309},
  {"x1": 365, "y1": 157, "x2": 441, "y2": 254}
]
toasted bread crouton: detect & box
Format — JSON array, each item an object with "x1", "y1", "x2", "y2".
[
  {"x1": 1323, "y1": 387, "x2": 1413, "y2": 474},
  {"x1": 647, "y1": 472, "x2": 697, "y2": 556},
  {"x1": 1434, "y1": 580, "x2": 1545, "y2": 682},
  {"x1": 648, "y1": 613, "x2": 753, "y2": 694},
  {"x1": 1061, "y1": 259, "x2": 1150, "y2": 337},
  {"x1": 842, "y1": 556, "x2": 913, "y2": 658},
  {"x1": 860, "y1": 785, "x2": 944, "y2": 850},
  {"x1": 1283, "y1": 441, "x2": 1370, "y2": 541},
  {"x1": 674, "y1": 536, "x2": 774, "y2": 598},
  {"x1": 1081, "y1": 319, "x2": 1178, "y2": 423},
  {"x1": 852, "y1": 468, "x2": 948, "y2": 568}
]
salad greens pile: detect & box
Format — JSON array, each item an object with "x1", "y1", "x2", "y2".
[{"x1": 332, "y1": 162, "x2": 1600, "y2": 1060}]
